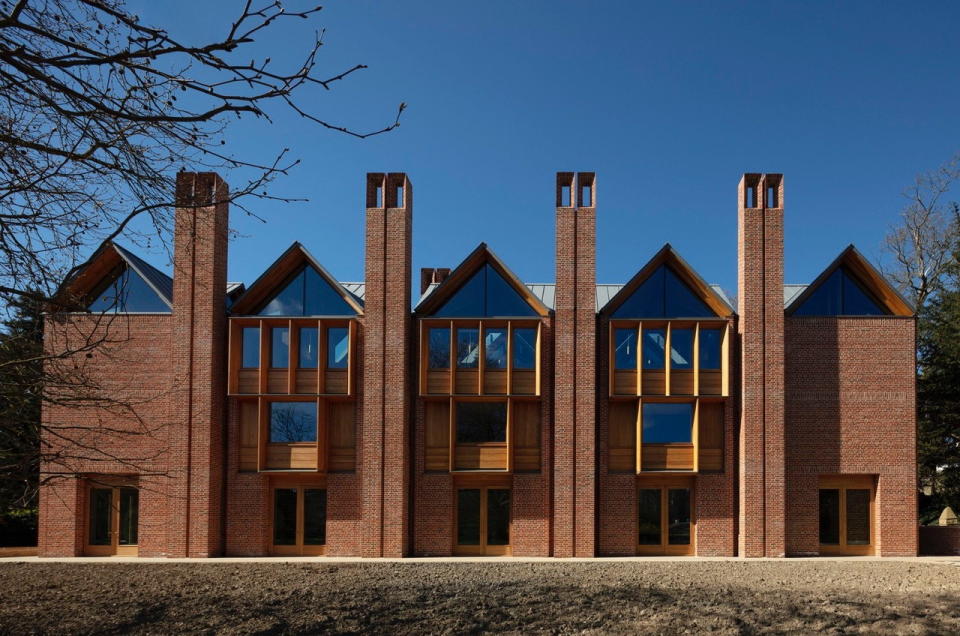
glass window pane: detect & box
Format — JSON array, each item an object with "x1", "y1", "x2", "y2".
[
  {"x1": 638, "y1": 489, "x2": 661, "y2": 545},
  {"x1": 699, "y1": 330, "x2": 721, "y2": 370},
  {"x1": 88, "y1": 488, "x2": 112, "y2": 546},
  {"x1": 303, "y1": 266, "x2": 355, "y2": 316},
  {"x1": 456, "y1": 402, "x2": 507, "y2": 443},
  {"x1": 273, "y1": 488, "x2": 297, "y2": 546},
  {"x1": 484, "y1": 264, "x2": 537, "y2": 317},
  {"x1": 794, "y1": 268, "x2": 842, "y2": 316},
  {"x1": 241, "y1": 327, "x2": 260, "y2": 368},
  {"x1": 435, "y1": 269, "x2": 485, "y2": 317},
  {"x1": 457, "y1": 328, "x2": 480, "y2": 369},
  {"x1": 512, "y1": 328, "x2": 536, "y2": 370},
  {"x1": 642, "y1": 402, "x2": 693, "y2": 443},
  {"x1": 457, "y1": 489, "x2": 481, "y2": 545},
  {"x1": 484, "y1": 328, "x2": 507, "y2": 370},
  {"x1": 327, "y1": 327, "x2": 349, "y2": 369},
  {"x1": 819, "y1": 489, "x2": 840, "y2": 545},
  {"x1": 261, "y1": 270, "x2": 305, "y2": 316},
  {"x1": 667, "y1": 488, "x2": 691, "y2": 545},
  {"x1": 614, "y1": 328, "x2": 637, "y2": 370},
  {"x1": 269, "y1": 402, "x2": 317, "y2": 443},
  {"x1": 643, "y1": 329, "x2": 666, "y2": 369},
  {"x1": 670, "y1": 329, "x2": 692, "y2": 370},
  {"x1": 846, "y1": 489, "x2": 871, "y2": 545},
  {"x1": 303, "y1": 489, "x2": 327, "y2": 546},
  {"x1": 271, "y1": 327, "x2": 289, "y2": 368},
  {"x1": 88, "y1": 266, "x2": 169, "y2": 313},
  {"x1": 428, "y1": 327, "x2": 450, "y2": 369},
  {"x1": 486, "y1": 489, "x2": 510, "y2": 546},
  {"x1": 841, "y1": 270, "x2": 887, "y2": 316},
  {"x1": 613, "y1": 266, "x2": 665, "y2": 318},
  {"x1": 118, "y1": 488, "x2": 138, "y2": 546},
  {"x1": 298, "y1": 327, "x2": 318, "y2": 369},
  {"x1": 664, "y1": 266, "x2": 714, "y2": 317}
]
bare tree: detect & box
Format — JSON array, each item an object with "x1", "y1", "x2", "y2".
[
  {"x1": 0, "y1": 0, "x2": 403, "y2": 521},
  {"x1": 882, "y1": 154, "x2": 960, "y2": 308}
]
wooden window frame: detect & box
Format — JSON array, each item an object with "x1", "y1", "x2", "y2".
[
  {"x1": 228, "y1": 317, "x2": 356, "y2": 397},
  {"x1": 84, "y1": 482, "x2": 138, "y2": 557},
  {"x1": 636, "y1": 475, "x2": 696, "y2": 556},
  {"x1": 453, "y1": 476, "x2": 512, "y2": 556},
  {"x1": 419, "y1": 319, "x2": 541, "y2": 397},
  {"x1": 268, "y1": 476, "x2": 327, "y2": 556},
  {"x1": 818, "y1": 475, "x2": 876, "y2": 556}
]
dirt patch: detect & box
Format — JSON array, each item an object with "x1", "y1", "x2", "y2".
[{"x1": 0, "y1": 561, "x2": 958, "y2": 634}]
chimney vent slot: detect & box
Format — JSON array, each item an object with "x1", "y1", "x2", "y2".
[
  {"x1": 580, "y1": 185, "x2": 592, "y2": 207},
  {"x1": 561, "y1": 185, "x2": 571, "y2": 207}
]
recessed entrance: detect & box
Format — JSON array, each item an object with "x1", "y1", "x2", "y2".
[
  {"x1": 455, "y1": 487, "x2": 511, "y2": 555},
  {"x1": 637, "y1": 478, "x2": 695, "y2": 555},
  {"x1": 819, "y1": 475, "x2": 875, "y2": 556},
  {"x1": 271, "y1": 484, "x2": 326, "y2": 555},
  {"x1": 85, "y1": 485, "x2": 138, "y2": 556}
]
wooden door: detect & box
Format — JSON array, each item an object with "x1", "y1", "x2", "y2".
[
  {"x1": 271, "y1": 485, "x2": 326, "y2": 556},
  {"x1": 636, "y1": 480, "x2": 695, "y2": 556},
  {"x1": 85, "y1": 486, "x2": 138, "y2": 556},
  {"x1": 818, "y1": 476, "x2": 875, "y2": 556},
  {"x1": 454, "y1": 487, "x2": 511, "y2": 556}
]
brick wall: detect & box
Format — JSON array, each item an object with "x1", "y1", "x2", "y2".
[
  {"x1": 785, "y1": 317, "x2": 917, "y2": 556},
  {"x1": 919, "y1": 526, "x2": 960, "y2": 555},
  {"x1": 553, "y1": 172, "x2": 596, "y2": 557}
]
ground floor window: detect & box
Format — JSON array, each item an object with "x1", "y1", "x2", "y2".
[
  {"x1": 271, "y1": 484, "x2": 326, "y2": 555},
  {"x1": 637, "y1": 479, "x2": 694, "y2": 555},
  {"x1": 85, "y1": 484, "x2": 138, "y2": 556},
  {"x1": 455, "y1": 486, "x2": 510, "y2": 555},
  {"x1": 819, "y1": 475, "x2": 875, "y2": 556}
]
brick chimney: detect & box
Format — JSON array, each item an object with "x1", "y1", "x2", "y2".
[
  {"x1": 419, "y1": 267, "x2": 451, "y2": 296},
  {"x1": 362, "y1": 173, "x2": 413, "y2": 557},
  {"x1": 170, "y1": 172, "x2": 229, "y2": 557},
  {"x1": 553, "y1": 171, "x2": 597, "y2": 557},
  {"x1": 737, "y1": 173, "x2": 785, "y2": 558}
]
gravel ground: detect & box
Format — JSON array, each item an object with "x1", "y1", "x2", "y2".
[{"x1": 0, "y1": 561, "x2": 958, "y2": 634}]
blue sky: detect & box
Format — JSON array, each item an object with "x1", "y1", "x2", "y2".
[{"x1": 131, "y1": 1, "x2": 960, "y2": 295}]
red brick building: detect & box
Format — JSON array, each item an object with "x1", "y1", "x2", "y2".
[{"x1": 38, "y1": 171, "x2": 918, "y2": 557}]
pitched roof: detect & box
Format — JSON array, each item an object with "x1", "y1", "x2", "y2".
[
  {"x1": 61, "y1": 242, "x2": 174, "y2": 310},
  {"x1": 229, "y1": 242, "x2": 364, "y2": 315},
  {"x1": 111, "y1": 244, "x2": 174, "y2": 308},
  {"x1": 784, "y1": 245, "x2": 914, "y2": 316}
]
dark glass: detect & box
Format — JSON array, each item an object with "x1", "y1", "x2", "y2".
[
  {"x1": 269, "y1": 402, "x2": 317, "y2": 443},
  {"x1": 428, "y1": 328, "x2": 451, "y2": 369},
  {"x1": 273, "y1": 488, "x2": 297, "y2": 546},
  {"x1": 271, "y1": 327, "x2": 289, "y2": 368},
  {"x1": 484, "y1": 328, "x2": 507, "y2": 369},
  {"x1": 258, "y1": 266, "x2": 354, "y2": 316},
  {"x1": 303, "y1": 489, "x2": 327, "y2": 546},
  {"x1": 118, "y1": 488, "x2": 138, "y2": 546},
  {"x1": 88, "y1": 266, "x2": 169, "y2": 313},
  {"x1": 846, "y1": 489, "x2": 871, "y2": 545},
  {"x1": 457, "y1": 489, "x2": 481, "y2": 545},
  {"x1": 670, "y1": 328, "x2": 693, "y2": 370},
  {"x1": 457, "y1": 328, "x2": 480, "y2": 368},
  {"x1": 642, "y1": 329, "x2": 666, "y2": 369},
  {"x1": 794, "y1": 267, "x2": 887, "y2": 317},
  {"x1": 642, "y1": 402, "x2": 693, "y2": 443},
  {"x1": 486, "y1": 489, "x2": 510, "y2": 546},
  {"x1": 435, "y1": 268, "x2": 485, "y2": 317},
  {"x1": 261, "y1": 269, "x2": 305, "y2": 315},
  {"x1": 241, "y1": 327, "x2": 260, "y2": 368},
  {"x1": 612, "y1": 264, "x2": 715, "y2": 318},
  {"x1": 819, "y1": 489, "x2": 840, "y2": 545},
  {"x1": 304, "y1": 266, "x2": 354, "y2": 316},
  {"x1": 327, "y1": 327, "x2": 349, "y2": 369},
  {"x1": 89, "y1": 488, "x2": 112, "y2": 546},
  {"x1": 484, "y1": 264, "x2": 537, "y2": 317},
  {"x1": 613, "y1": 265, "x2": 664, "y2": 318},
  {"x1": 667, "y1": 488, "x2": 691, "y2": 545},
  {"x1": 699, "y1": 330, "x2": 722, "y2": 370},
  {"x1": 614, "y1": 328, "x2": 637, "y2": 370},
  {"x1": 434, "y1": 264, "x2": 537, "y2": 317},
  {"x1": 512, "y1": 328, "x2": 536, "y2": 370},
  {"x1": 841, "y1": 271, "x2": 887, "y2": 316},
  {"x1": 664, "y1": 266, "x2": 714, "y2": 317},
  {"x1": 298, "y1": 327, "x2": 318, "y2": 368},
  {"x1": 638, "y1": 489, "x2": 661, "y2": 545},
  {"x1": 456, "y1": 402, "x2": 507, "y2": 443}
]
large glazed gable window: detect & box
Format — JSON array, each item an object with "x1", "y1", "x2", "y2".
[
  {"x1": 433, "y1": 264, "x2": 538, "y2": 317},
  {"x1": 612, "y1": 264, "x2": 715, "y2": 318},
  {"x1": 258, "y1": 265, "x2": 355, "y2": 316},
  {"x1": 87, "y1": 265, "x2": 169, "y2": 313},
  {"x1": 793, "y1": 266, "x2": 889, "y2": 316}
]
